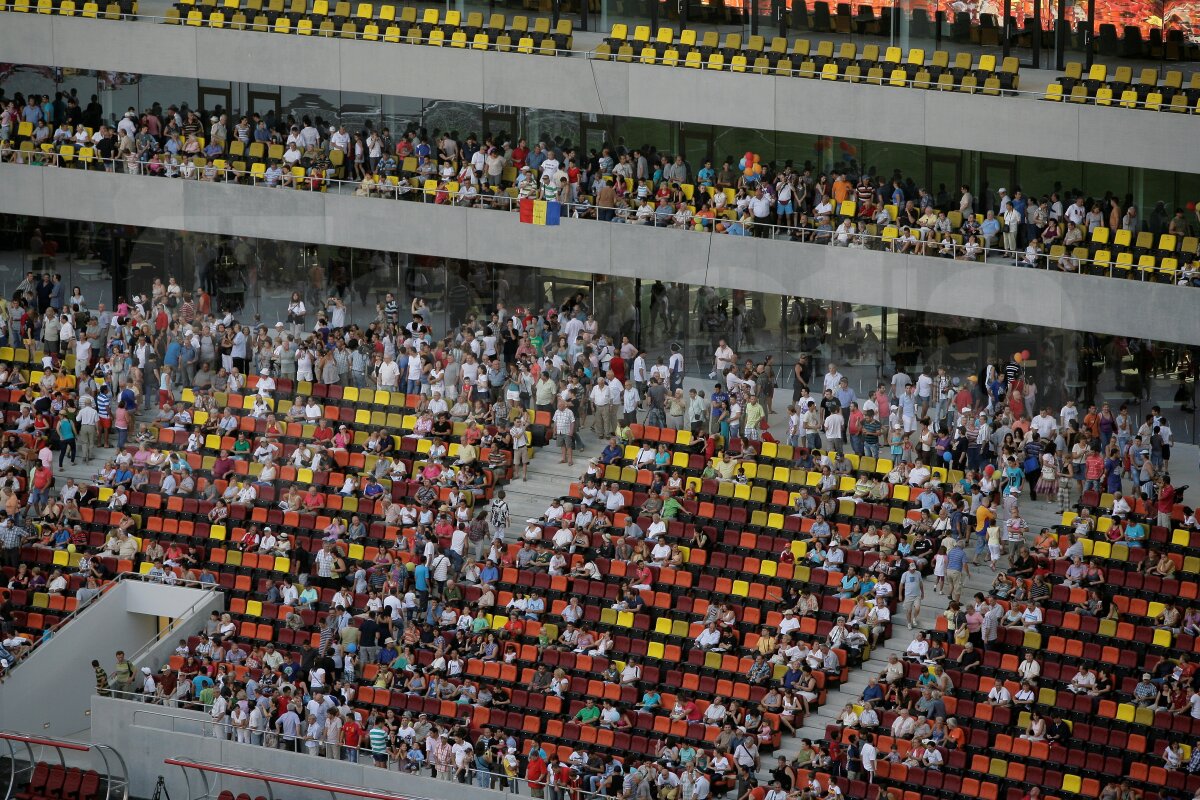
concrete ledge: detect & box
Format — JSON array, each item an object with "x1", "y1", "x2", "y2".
[
  {"x1": 3, "y1": 162, "x2": 1197, "y2": 345},
  {"x1": 2, "y1": 14, "x2": 1199, "y2": 174}
]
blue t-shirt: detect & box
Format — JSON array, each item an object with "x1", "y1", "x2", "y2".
[
  {"x1": 414, "y1": 564, "x2": 429, "y2": 592},
  {"x1": 1003, "y1": 466, "x2": 1024, "y2": 495}
]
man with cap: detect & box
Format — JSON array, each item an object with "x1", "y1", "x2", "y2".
[{"x1": 1133, "y1": 672, "x2": 1160, "y2": 708}]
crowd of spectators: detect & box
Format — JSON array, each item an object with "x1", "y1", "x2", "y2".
[{"x1": 4, "y1": 86, "x2": 1199, "y2": 280}]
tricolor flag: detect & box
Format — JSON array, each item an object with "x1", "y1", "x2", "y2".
[{"x1": 519, "y1": 198, "x2": 561, "y2": 226}]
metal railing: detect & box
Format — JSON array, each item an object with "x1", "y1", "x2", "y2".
[
  {"x1": 0, "y1": 730, "x2": 130, "y2": 800},
  {"x1": 3, "y1": 148, "x2": 1194, "y2": 286},
  {"x1": 0, "y1": 7, "x2": 1065, "y2": 104},
  {"x1": 4, "y1": 570, "x2": 221, "y2": 676},
  {"x1": 102, "y1": 703, "x2": 624, "y2": 800},
  {"x1": 5, "y1": 6, "x2": 1198, "y2": 111}
]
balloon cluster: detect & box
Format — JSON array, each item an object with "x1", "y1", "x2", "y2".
[
  {"x1": 1013, "y1": 349, "x2": 1032, "y2": 364},
  {"x1": 739, "y1": 151, "x2": 763, "y2": 180}
]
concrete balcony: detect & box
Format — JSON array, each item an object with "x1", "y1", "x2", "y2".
[
  {"x1": 2, "y1": 13, "x2": 1198, "y2": 175},
  {"x1": 3, "y1": 161, "x2": 1196, "y2": 345}
]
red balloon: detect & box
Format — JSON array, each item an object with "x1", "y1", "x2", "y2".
[
  {"x1": 1189, "y1": 201, "x2": 1198, "y2": 212},
  {"x1": 1021, "y1": 350, "x2": 1031, "y2": 360}
]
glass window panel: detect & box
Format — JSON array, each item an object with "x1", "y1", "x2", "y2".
[
  {"x1": 860, "y1": 140, "x2": 925, "y2": 190},
  {"x1": 422, "y1": 100, "x2": 482, "y2": 141},
  {"x1": 1142, "y1": 167, "x2": 1178, "y2": 230},
  {"x1": 338, "y1": 91, "x2": 383, "y2": 132},
  {"x1": 524, "y1": 108, "x2": 581, "y2": 149},
  {"x1": 1013, "y1": 156, "x2": 1074, "y2": 206},
  {"x1": 381, "y1": 95, "x2": 425, "y2": 135}
]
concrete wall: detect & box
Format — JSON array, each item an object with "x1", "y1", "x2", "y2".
[
  {"x1": 90, "y1": 695, "x2": 513, "y2": 800},
  {"x1": 3, "y1": 14, "x2": 1199, "y2": 175},
  {"x1": 0, "y1": 582, "x2": 222, "y2": 739},
  {"x1": 0, "y1": 581, "x2": 222, "y2": 738},
  {"x1": 4, "y1": 162, "x2": 1198, "y2": 346}
]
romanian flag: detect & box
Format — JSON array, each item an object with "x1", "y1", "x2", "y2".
[{"x1": 519, "y1": 198, "x2": 561, "y2": 226}]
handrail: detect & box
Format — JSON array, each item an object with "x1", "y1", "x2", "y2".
[
  {"x1": 122, "y1": 574, "x2": 227, "y2": 666},
  {"x1": 6, "y1": 6, "x2": 1198, "y2": 112},
  {"x1": 2, "y1": 151, "x2": 1194, "y2": 286},
  {"x1": 0, "y1": 732, "x2": 92, "y2": 751},
  {"x1": 4, "y1": 571, "x2": 222, "y2": 676},
  {"x1": 166, "y1": 757, "x2": 435, "y2": 800},
  {"x1": 0, "y1": 729, "x2": 131, "y2": 800},
  {"x1": 105, "y1": 704, "x2": 617, "y2": 800}
]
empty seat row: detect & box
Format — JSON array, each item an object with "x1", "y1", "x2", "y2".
[
  {"x1": 166, "y1": 4, "x2": 571, "y2": 50},
  {"x1": 596, "y1": 29, "x2": 1018, "y2": 90},
  {"x1": 1045, "y1": 80, "x2": 1200, "y2": 112},
  {"x1": 1, "y1": 0, "x2": 126, "y2": 17}
]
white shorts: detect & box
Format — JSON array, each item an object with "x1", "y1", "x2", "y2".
[{"x1": 988, "y1": 543, "x2": 1003, "y2": 560}]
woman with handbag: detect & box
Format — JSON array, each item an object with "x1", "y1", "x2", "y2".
[{"x1": 286, "y1": 292, "x2": 306, "y2": 337}]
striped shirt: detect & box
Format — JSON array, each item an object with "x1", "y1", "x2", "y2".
[
  {"x1": 96, "y1": 391, "x2": 111, "y2": 420},
  {"x1": 945, "y1": 546, "x2": 967, "y2": 571},
  {"x1": 368, "y1": 726, "x2": 389, "y2": 755}
]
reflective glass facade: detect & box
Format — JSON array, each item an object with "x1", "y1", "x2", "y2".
[{"x1": 1, "y1": 213, "x2": 1196, "y2": 443}]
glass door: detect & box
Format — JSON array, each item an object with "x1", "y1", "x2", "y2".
[
  {"x1": 482, "y1": 106, "x2": 520, "y2": 143},
  {"x1": 979, "y1": 156, "x2": 1016, "y2": 215},
  {"x1": 247, "y1": 87, "x2": 282, "y2": 119},
  {"x1": 927, "y1": 152, "x2": 962, "y2": 210},
  {"x1": 198, "y1": 83, "x2": 233, "y2": 119},
  {"x1": 679, "y1": 124, "x2": 714, "y2": 174},
  {"x1": 582, "y1": 116, "x2": 613, "y2": 154}
]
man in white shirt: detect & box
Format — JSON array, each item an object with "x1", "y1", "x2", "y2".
[
  {"x1": 986, "y1": 683, "x2": 1012, "y2": 706},
  {"x1": 890, "y1": 708, "x2": 916, "y2": 739},
  {"x1": 1031, "y1": 408, "x2": 1058, "y2": 439},
  {"x1": 694, "y1": 623, "x2": 722, "y2": 651},
  {"x1": 712, "y1": 340, "x2": 735, "y2": 377},
  {"x1": 823, "y1": 410, "x2": 845, "y2": 454},
  {"x1": 703, "y1": 698, "x2": 727, "y2": 723},
  {"x1": 1059, "y1": 400, "x2": 1078, "y2": 430},
  {"x1": 589, "y1": 382, "x2": 611, "y2": 438},
  {"x1": 824, "y1": 364, "x2": 845, "y2": 393},
  {"x1": 329, "y1": 125, "x2": 350, "y2": 156},
  {"x1": 860, "y1": 736, "x2": 877, "y2": 782},
  {"x1": 904, "y1": 632, "x2": 930, "y2": 661},
  {"x1": 1017, "y1": 653, "x2": 1041, "y2": 681},
  {"x1": 376, "y1": 355, "x2": 400, "y2": 389},
  {"x1": 622, "y1": 381, "x2": 641, "y2": 425}
]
